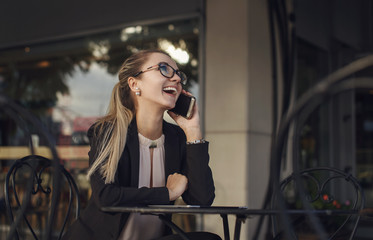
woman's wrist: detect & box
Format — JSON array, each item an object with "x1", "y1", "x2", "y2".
[
  {"x1": 185, "y1": 128, "x2": 205, "y2": 145},
  {"x1": 184, "y1": 126, "x2": 202, "y2": 142}
]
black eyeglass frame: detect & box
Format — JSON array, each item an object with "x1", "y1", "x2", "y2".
[{"x1": 133, "y1": 62, "x2": 187, "y2": 85}]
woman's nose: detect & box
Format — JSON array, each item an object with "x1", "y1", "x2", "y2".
[{"x1": 170, "y1": 73, "x2": 181, "y2": 83}]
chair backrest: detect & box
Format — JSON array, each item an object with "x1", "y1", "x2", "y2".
[
  {"x1": 4, "y1": 155, "x2": 80, "y2": 240},
  {"x1": 271, "y1": 167, "x2": 365, "y2": 240}
]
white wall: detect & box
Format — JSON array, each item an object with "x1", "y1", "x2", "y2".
[{"x1": 204, "y1": 0, "x2": 272, "y2": 238}]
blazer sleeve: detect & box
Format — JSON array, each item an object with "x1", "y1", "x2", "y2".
[
  {"x1": 180, "y1": 134, "x2": 215, "y2": 206},
  {"x1": 87, "y1": 125, "x2": 170, "y2": 208}
]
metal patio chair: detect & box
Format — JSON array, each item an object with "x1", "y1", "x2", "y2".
[
  {"x1": 271, "y1": 167, "x2": 365, "y2": 240},
  {"x1": 4, "y1": 155, "x2": 80, "y2": 240}
]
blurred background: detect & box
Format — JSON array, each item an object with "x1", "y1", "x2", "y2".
[{"x1": 1, "y1": 0, "x2": 373, "y2": 239}]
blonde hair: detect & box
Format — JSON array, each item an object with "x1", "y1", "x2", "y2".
[{"x1": 87, "y1": 49, "x2": 169, "y2": 184}]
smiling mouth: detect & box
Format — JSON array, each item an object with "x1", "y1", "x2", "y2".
[{"x1": 163, "y1": 87, "x2": 178, "y2": 95}]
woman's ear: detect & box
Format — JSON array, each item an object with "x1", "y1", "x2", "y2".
[{"x1": 128, "y1": 77, "x2": 138, "y2": 92}]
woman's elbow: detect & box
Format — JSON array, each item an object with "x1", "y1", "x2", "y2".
[
  {"x1": 200, "y1": 191, "x2": 215, "y2": 206},
  {"x1": 185, "y1": 189, "x2": 215, "y2": 206}
]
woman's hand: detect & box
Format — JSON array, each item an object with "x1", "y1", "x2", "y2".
[
  {"x1": 167, "y1": 90, "x2": 202, "y2": 142},
  {"x1": 166, "y1": 173, "x2": 188, "y2": 201}
]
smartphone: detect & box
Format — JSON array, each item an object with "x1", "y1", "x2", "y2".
[{"x1": 170, "y1": 93, "x2": 196, "y2": 119}]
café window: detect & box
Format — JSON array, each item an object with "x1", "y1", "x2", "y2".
[{"x1": 0, "y1": 17, "x2": 201, "y2": 206}]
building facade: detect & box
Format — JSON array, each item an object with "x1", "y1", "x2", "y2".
[{"x1": 1, "y1": 0, "x2": 373, "y2": 239}]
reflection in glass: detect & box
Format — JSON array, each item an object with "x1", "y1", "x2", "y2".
[
  {"x1": 0, "y1": 18, "x2": 200, "y2": 217},
  {"x1": 0, "y1": 17, "x2": 201, "y2": 236},
  {"x1": 0, "y1": 18, "x2": 200, "y2": 169}
]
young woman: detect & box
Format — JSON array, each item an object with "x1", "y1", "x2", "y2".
[{"x1": 62, "y1": 49, "x2": 218, "y2": 240}]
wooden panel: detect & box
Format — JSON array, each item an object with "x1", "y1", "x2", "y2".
[{"x1": 0, "y1": 146, "x2": 90, "y2": 160}]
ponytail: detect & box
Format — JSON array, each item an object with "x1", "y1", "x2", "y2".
[{"x1": 87, "y1": 83, "x2": 133, "y2": 183}]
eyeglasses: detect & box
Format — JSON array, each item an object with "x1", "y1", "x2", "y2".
[{"x1": 133, "y1": 62, "x2": 187, "y2": 85}]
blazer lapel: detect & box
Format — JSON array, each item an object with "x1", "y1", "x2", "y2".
[
  {"x1": 127, "y1": 120, "x2": 140, "y2": 187},
  {"x1": 163, "y1": 122, "x2": 180, "y2": 177}
]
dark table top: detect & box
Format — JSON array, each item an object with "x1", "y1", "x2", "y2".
[{"x1": 101, "y1": 205, "x2": 360, "y2": 216}]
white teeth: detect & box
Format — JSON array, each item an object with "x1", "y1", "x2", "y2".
[{"x1": 163, "y1": 87, "x2": 177, "y2": 94}]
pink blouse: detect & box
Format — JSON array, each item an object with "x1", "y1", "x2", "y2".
[{"x1": 118, "y1": 133, "x2": 166, "y2": 240}]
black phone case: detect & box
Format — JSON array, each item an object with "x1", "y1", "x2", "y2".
[{"x1": 170, "y1": 94, "x2": 196, "y2": 119}]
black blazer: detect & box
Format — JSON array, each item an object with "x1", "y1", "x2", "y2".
[{"x1": 63, "y1": 120, "x2": 215, "y2": 240}]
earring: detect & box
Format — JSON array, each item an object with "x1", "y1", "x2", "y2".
[{"x1": 135, "y1": 87, "x2": 141, "y2": 96}]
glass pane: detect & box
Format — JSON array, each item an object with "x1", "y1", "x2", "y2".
[{"x1": 0, "y1": 18, "x2": 200, "y2": 210}]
